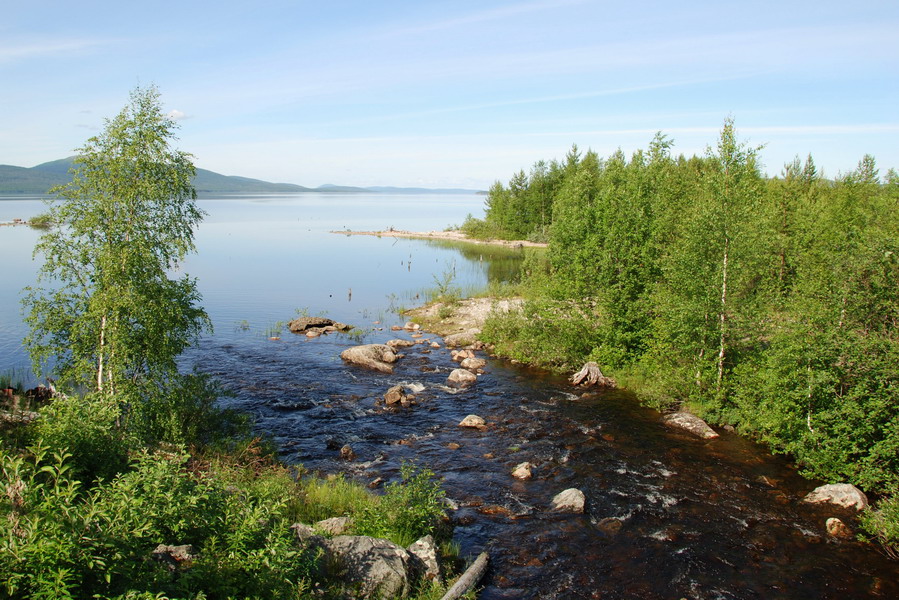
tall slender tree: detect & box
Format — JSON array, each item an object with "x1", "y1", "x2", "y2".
[{"x1": 23, "y1": 86, "x2": 209, "y2": 401}]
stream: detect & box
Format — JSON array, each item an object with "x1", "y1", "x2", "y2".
[{"x1": 185, "y1": 319, "x2": 898, "y2": 600}]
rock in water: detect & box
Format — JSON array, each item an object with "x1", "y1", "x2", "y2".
[
  {"x1": 340, "y1": 344, "x2": 397, "y2": 374},
  {"x1": 661, "y1": 411, "x2": 719, "y2": 439},
  {"x1": 802, "y1": 483, "x2": 869, "y2": 510},
  {"x1": 459, "y1": 414, "x2": 486, "y2": 428},
  {"x1": 512, "y1": 462, "x2": 533, "y2": 480},
  {"x1": 826, "y1": 517, "x2": 854, "y2": 539},
  {"x1": 447, "y1": 368, "x2": 477, "y2": 387},
  {"x1": 551, "y1": 488, "x2": 586, "y2": 513},
  {"x1": 288, "y1": 316, "x2": 352, "y2": 334},
  {"x1": 460, "y1": 357, "x2": 487, "y2": 371},
  {"x1": 322, "y1": 535, "x2": 415, "y2": 599}
]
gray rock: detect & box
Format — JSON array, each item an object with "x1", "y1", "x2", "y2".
[
  {"x1": 407, "y1": 534, "x2": 443, "y2": 584},
  {"x1": 661, "y1": 411, "x2": 719, "y2": 439},
  {"x1": 152, "y1": 544, "x2": 198, "y2": 571},
  {"x1": 447, "y1": 368, "x2": 477, "y2": 387},
  {"x1": 288, "y1": 316, "x2": 352, "y2": 334},
  {"x1": 386, "y1": 338, "x2": 415, "y2": 349},
  {"x1": 340, "y1": 344, "x2": 398, "y2": 374},
  {"x1": 444, "y1": 331, "x2": 479, "y2": 347},
  {"x1": 459, "y1": 414, "x2": 486, "y2": 428},
  {"x1": 460, "y1": 357, "x2": 487, "y2": 371},
  {"x1": 323, "y1": 535, "x2": 414, "y2": 599},
  {"x1": 551, "y1": 488, "x2": 586, "y2": 513},
  {"x1": 803, "y1": 483, "x2": 869, "y2": 510},
  {"x1": 315, "y1": 516, "x2": 353, "y2": 536}
]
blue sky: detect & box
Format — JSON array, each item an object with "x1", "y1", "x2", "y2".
[{"x1": 2, "y1": 0, "x2": 897, "y2": 188}]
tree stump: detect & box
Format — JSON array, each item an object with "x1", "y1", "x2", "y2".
[{"x1": 570, "y1": 361, "x2": 616, "y2": 388}]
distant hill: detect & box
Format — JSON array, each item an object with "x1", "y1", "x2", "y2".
[{"x1": 0, "y1": 158, "x2": 481, "y2": 195}]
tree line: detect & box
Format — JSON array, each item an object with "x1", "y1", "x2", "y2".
[{"x1": 468, "y1": 121, "x2": 898, "y2": 536}]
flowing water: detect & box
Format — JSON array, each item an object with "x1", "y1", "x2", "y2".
[{"x1": 1, "y1": 194, "x2": 897, "y2": 599}]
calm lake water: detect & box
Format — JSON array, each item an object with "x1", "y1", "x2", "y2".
[
  {"x1": 1, "y1": 193, "x2": 897, "y2": 599},
  {"x1": 0, "y1": 193, "x2": 496, "y2": 379}
]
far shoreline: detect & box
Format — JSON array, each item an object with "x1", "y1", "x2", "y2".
[{"x1": 330, "y1": 228, "x2": 547, "y2": 249}]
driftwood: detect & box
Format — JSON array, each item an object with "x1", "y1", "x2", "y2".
[
  {"x1": 440, "y1": 552, "x2": 489, "y2": 600},
  {"x1": 570, "y1": 361, "x2": 616, "y2": 388}
]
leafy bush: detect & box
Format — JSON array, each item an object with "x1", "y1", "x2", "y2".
[
  {"x1": 354, "y1": 462, "x2": 447, "y2": 547},
  {"x1": 860, "y1": 495, "x2": 899, "y2": 559},
  {"x1": 0, "y1": 443, "x2": 319, "y2": 600},
  {"x1": 32, "y1": 393, "x2": 132, "y2": 483}
]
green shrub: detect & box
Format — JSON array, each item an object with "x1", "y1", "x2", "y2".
[
  {"x1": 354, "y1": 462, "x2": 446, "y2": 547},
  {"x1": 33, "y1": 394, "x2": 132, "y2": 483},
  {"x1": 859, "y1": 495, "x2": 899, "y2": 559},
  {"x1": 0, "y1": 443, "x2": 320, "y2": 600}
]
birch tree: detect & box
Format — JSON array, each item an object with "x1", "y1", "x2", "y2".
[{"x1": 23, "y1": 86, "x2": 209, "y2": 401}]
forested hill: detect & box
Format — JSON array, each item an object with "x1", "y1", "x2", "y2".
[{"x1": 0, "y1": 158, "x2": 479, "y2": 195}]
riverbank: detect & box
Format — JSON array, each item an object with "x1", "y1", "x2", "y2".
[
  {"x1": 405, "y1": 293, "x2": 899, "y2": 562},
  {"x1": 332, "y1": 228, "x2": 547, "y2": 248}
]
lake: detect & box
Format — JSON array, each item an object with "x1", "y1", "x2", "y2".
[
  {"x1": 0, "y1": 192, "x2": 499, "y2": 380},
  {"x1": 1, "y1": 193, "x2": 897, "y2": 599}
]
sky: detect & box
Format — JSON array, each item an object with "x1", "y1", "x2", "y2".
[{"x1": 2, "y1": 0, "x2": 898, "y2": 189}]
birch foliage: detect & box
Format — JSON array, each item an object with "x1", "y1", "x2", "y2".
[{"x1": 23, "y1": 86, "x2": 209, "y2": 400}]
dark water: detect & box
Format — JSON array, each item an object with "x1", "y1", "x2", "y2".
[
  {"x1": 3, "y1": 194, "x2": 897, "y2": 598},
  {"x1": 185, "y1": 319, "x2": 898, "y2": 599}
]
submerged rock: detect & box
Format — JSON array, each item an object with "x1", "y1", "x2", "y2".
[
  {"x1": 551, "y1": 488, "x2": 586, "y2": 513},
  {"x1": 340, "y1": 344, "x2": 397, "y2": 374},
  {"x1": 803, "y1": 483, "x2": 869, "y2": 511},
  {"x1": 661, "y1": 411, "x2": 719, "y2": 440}
]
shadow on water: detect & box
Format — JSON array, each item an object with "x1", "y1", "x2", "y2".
[{"x1": 185, "y1": 316, "x2": 898, "y2": 600}]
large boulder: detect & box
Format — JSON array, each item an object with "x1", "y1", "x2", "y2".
[
  {"x1": 802, "y1": 483, "x2": 869, "y2": 511},
  {"x1": 551, "y1": 488, "x2": 586, "y2": 513},
  {"x1": 322, "y1": 535, "x2": 415, "y2": 599},
  {"x1": 340, "y1": 344, "x2": 398, "y2": 374},
  {"x1": 661, "y1": 411, "x2": 719, "y2": 440}
]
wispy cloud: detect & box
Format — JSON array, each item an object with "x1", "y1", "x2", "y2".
[
  {"x1": 371, "y1": 0, "x2": 589, "y2": 39},
  {"x1": 0, "y1": 39, "x2": 107, "y2": 64}
]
